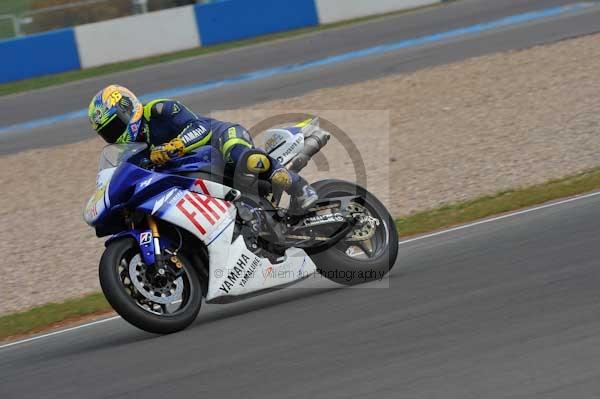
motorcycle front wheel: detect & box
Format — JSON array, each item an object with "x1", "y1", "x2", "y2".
[{"x1": 99, "y1": 238, "x2": 203, "y2": 334}]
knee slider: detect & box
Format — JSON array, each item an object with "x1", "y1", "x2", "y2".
[{"x1": 242, "y1": 149, "x2": 271, "y2": 174}]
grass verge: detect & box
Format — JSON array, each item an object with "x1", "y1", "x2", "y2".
[
  {"x1": 395, "y1": 168, "x2": 600, "y2": 236},
  {"x1": 0, "y1": 4, "x2": 442, "y2": 97},
  {"x1": 3, "y1": 166, "x2": 600, "y2": 342},
  {"x1": 0, "y1": 293, "x2": 111, "y2": 341}
]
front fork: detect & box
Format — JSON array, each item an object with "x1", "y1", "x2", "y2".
[
  {"x1": 147, "y1": 215, "x2": 162, "y2": 261},
  {"x1": 146, "y1": 216, "x2": 183, "y2": 272}
]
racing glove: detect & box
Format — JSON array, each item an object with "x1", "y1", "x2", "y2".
[
  {"x1": 150, "y1": 138, "x2": 186, "y2": 165},
  {"x1": 270, "y1": 168, "x2": 293, "y2": 191}
]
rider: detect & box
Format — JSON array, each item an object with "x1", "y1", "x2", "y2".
[{"x1": 88, "y1": 85, "x2": 318, "y2": 209}]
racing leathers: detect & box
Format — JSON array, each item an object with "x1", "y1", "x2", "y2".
[{"x1": 140, "y1": 99, "x2": 318, "y2": 209}]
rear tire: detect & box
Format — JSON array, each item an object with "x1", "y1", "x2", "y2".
[
  {"x1": 99, "y1": 238, "x2": 203, "y2": 334},
  {"x1": 310, "y1": 179, "x2": 398, "y2": 285}
]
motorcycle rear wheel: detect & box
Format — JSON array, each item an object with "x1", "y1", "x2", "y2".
[
  {"x1": 309, "y1": 179, "x2": 398, "y2": 285},
  {"x1": 99, "y1": 238, "x2": 202, "y2": 334}
]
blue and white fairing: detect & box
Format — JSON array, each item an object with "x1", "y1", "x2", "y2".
[
  {"x1": 263, "y1": 117, "x2": 321, "y2": 165},
  {"x1": 83, "y1": 167, "x2": 114, "y2": 225},
  {"x1": 138, "y1": 177, "x2": 316, "y2": 301},
  {"x1": 84, "y1": 141, "x2": 317, "y2": 303}
]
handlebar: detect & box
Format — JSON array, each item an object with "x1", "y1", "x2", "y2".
[{"x1": 139, "y1": 158, "x2": 155, "y2": 170}]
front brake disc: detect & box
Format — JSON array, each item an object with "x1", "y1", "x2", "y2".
[{"x1": 128, "y1": 254, "x2": 184, "y2": 304}]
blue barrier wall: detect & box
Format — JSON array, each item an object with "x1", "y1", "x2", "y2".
[
  {"x1": 194, "y1": 0, "x2": 319, "y2": 46},
  {"x1": 0, "y1": 0, "x2": 442, "y2": 84},
  {"x1": 0, "y1": 28, "x2": 80, "y2": 84}
]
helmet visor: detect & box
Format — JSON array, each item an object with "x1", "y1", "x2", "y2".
[
  {"x1": 97, "y1": 115, "x2": 128, "y2": 144},
  {"x1": 98, "y1": 94, "x2": 140, "y2": 143}
]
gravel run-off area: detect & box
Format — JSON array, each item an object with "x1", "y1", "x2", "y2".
[{"x1": 2, "y1": 33, "x2": 600, "y2": 315}]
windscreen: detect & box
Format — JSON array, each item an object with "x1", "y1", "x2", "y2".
[{"x1": 98, "y1": 143, "x2": 147, "y2": 171}]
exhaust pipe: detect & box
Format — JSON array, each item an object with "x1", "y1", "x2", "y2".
[{"x1": 287, "y1": 130, "x2": 330, "y2": 172}]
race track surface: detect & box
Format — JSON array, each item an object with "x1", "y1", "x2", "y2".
[
  {"x1": 3, "y1": 1, "x2": 600, "y2": 398},
  {"x1": 2, "y1": 0, "x2": 600, "y2": 153},
  {"x1": 3, "y1": 193, "x2": 600, "y2": 398}
]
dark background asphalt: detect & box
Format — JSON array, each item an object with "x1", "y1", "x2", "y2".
[
  {"x1": 1, "y1": 0, "x2": 600, "y2": 154},
  {"x1": 3, "y1": 193, "x2": 600, "y2": 398},
  {"x1": 3, "y1": 1, "x2": 600, "y2": 398}
]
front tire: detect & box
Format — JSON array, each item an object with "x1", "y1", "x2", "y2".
[
  {"x1": 310, "y1": 180, "x2": 398, "y2": 285},
  {"x1": 99, "y1": 238, "x2": 203, "y2": 334}
]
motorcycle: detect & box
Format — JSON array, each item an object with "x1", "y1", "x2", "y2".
[{"x1": 84, "y1": 118, "x2": 398, "y2": 334}]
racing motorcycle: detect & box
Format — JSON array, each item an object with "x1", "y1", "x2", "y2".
[{"x1": 84, "y1": 118, "x2": 398, "y2": 334}]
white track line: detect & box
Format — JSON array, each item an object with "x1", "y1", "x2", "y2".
[
  {"x1": 3, "y1": 189, "x2": 600, "y2": 351},
  {"x1": 398, "y1": 190, "x2": 600, "y2": 245},
  {"x1": 0, "y1": 316, "x2": 121, "y2": 350}
]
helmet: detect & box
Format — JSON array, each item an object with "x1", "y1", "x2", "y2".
[{"x1": 88, "y1": 85, "x2": 143, "y2": 144}]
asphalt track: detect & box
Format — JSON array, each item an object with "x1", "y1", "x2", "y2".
[
  {"x1": 3, "y1": 1, "x2": 600, "y2": 398},
  {"x1": 2, "y1": 0, "x2": 600, "y2": 153},
  {"x1": 4, "y1": 191, "x2": 600, "y2": 398}
]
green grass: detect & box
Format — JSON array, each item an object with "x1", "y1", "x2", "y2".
[
  {"x1": 0, "y1": 293, "x2": 110, "y2": 340},
  {"x1": 3, "y1": 166, "x2": 600, "y2": 341},
  {"x1": 0, "y1": 0, "x2": 31, "y2": 15},
  {"x1": 0, "y1": 3, "x2": 442, "y2": 96},
  {"x1": 395, "y1": 168, "x2": 600, "y2": 237},
  {"x1": 0, "y1": 0, "x2": 30, "y2": 39}
]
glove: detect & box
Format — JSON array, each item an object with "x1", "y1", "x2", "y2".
[
  {"x1": 150, "y1": 138, "x2": 185, "y2": 165},
  {"x1": 270, "y1": 168, "x2": 292, "y2": 191}
]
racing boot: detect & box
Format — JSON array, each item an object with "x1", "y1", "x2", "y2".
[
  {"x1": 270, "y1": 168, "x2": 318, "y2": 210},
  {"x1": 295, "y1": 183, "x2": 319, "y2": 210},
  {"x1": 289, "y1": 175, "x2": 319, "y2": 211}
]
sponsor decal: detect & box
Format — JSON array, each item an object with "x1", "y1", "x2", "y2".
[
  {"x1": 239, "y1": 257, "x2": 261, "y2": 288},
  {"x1": 219, "y1": 254, "x2": 251, "y2": 293},
  {"x1": 265, "y1": 133, "x2": 284, "y2": 152},
  {"x1": 176, "y1": 192, "x2": 230, "y2": 235},
  {"x1": 151, "y1": 188, "x2": 183, "y2": 214},
  {"x1": 192, "y1": 178, "x2": 210, "y2": 195},
  {"x1": 102, "y1": 86, "x2": 122, "y2": 107},
  {"x1": 139, "y1": 176, "x2": 153, "y2": 188},
  {"x1": 90, "y1": 186, "x2": 106, "y2": 204},
  {"x1": 172, "y1": 103, "x2": 181, "y2": 115},
  {"x1": 139, "y1": 232, "x2": 152, "y2": 245},
  {"x1": 276, "y1": 135, "x2": 303, "y2": 163},
  {"x1": 86, "y1": 202, "x2": 98, "y2": 219},
  {"x1": 303, "y1": 213, "x2": 344, "y2": 227},
  {"x1": 228, "y1": 126, "x2": 237, "y2": 139},
  {"x1": 92, "y1": 109, "x2": 103, "y2": 125},
  {"x1": 85, "y1": 179, "x2": 109, "y2": 219},
  {"x1": 180, "y1": 126, "x2": 208, "y2": 145},
  {"x1": 118, "y1": 96, "x2": 132, "y2": 111},
  {"x1": 132, "y1": 103, "x2": 143, "y2": 121}
]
